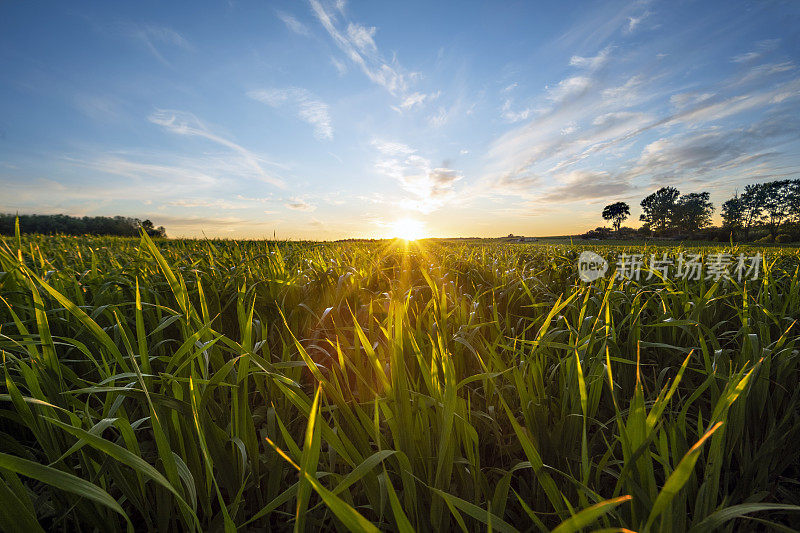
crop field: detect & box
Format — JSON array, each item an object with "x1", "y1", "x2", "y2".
[{"x1": 1, "y1": 232, "x2": 800, "y2": 532}]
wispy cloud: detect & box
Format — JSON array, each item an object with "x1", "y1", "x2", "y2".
[
  {"x1": 307, "y1": 0, "x2": 424, "y2": 105},
  {"x1": 276, "y1": 10, "x2": 310, "y2": 36},
  {"x1": 148, "y1": 109, "x2": 285, "y2": 187},
  {"x1": 731, "y1": 39, "x2": 780, "y2": 63},
  {"x1": 484, "y1": 36, "x2": 800, "y2": 205},
  {"x1": 132, "y1": 24, "x2": 192, "y2": 66},
  {"x1": 501, "y1": 99, "x2": 534, "y2": 123},
  {"x1": 285, "y1": 198, "x2": 316, "y2": 211},
  {"x1": 167, "y1": 198, "x2": 262, "y2": 210},
  {"x1": 541, "y1": 170, "x2": 632, "y2": 202},
  {"x1": 568, "y1": 47, "x2": 611, "y2": 70},
  {"x1": 248, "y1": 88, "x2": 333, "y2": 140},
  {"x1": 628, "y1": 115, "x2": 800, "y2": 183},
  {"x1": 331, "y1": 56, "x2": 348, "y2": 75},
  {"x1": 626, "y1": 11, "x2": 650, "y2": 33},
  {"x1": 73, "y1": 94, "x2": 123, "y2": 121},
  {"x1": 397, "y1": 92, "x2": 427, "y2": 111}
]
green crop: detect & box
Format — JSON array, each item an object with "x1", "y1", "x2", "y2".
[{"x1": 1, "y1": 230, "x2": 799, "y2": 531}]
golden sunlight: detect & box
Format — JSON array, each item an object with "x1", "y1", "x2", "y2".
[{"x1": 391, "y1": 218, "x2": 426, "y2": 240}]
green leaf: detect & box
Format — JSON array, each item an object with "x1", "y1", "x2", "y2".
[
  {"x1": 646, "y1": 422, "x2": 723, "y2": 528},
  {"x1": 551, "y1": 495, "x2": 632, "y2": 533},
  {"x1": 0, "y1": 451, "x2": 131, "y2": 530}
]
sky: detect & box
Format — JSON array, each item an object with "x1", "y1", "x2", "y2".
[{"x1": 1, "y1": 1, "x2": 799, "y2": 239}]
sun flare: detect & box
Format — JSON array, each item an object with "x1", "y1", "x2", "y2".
[{"x1": 391, "y1": 218, "x2": 426, "y2": 241}]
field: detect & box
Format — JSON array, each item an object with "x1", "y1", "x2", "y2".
[{"x1": 1, "y1": 232, "x2": 800, "y2": 532}]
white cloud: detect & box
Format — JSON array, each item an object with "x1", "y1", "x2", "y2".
[
  {"x1": 308, "y1": 0, "x2": 405, "y2": 95},
  {"x1": 669, "y1": 91, "x2": 714, "y2": 109},
  {"x1": 331, "y1": 56, "x2": 348, "y2": 75},
  {"x1": 501, "y1": 102, "x2": 533, "y2": 123},
  {"x1": 168, "y1": 198, "x2": 248, "y2": 209},
  {"x1": 148, "y1": 109, "x2": 285, "y2": 187},
  {"x1": 569, "y1": 47, "x2": 611, "y2": 70},
  {"x1": 602, "y1": 75, "x2": 644, "y2": 103},
  {"x1": 668, "y1": 78, "x2": 800, "y2": 126},
  {"x1": 626, "y1": 11, "x2": 650, "y2": 33},
  {"x1": 346, "y1": 23, "x2": 377, "y2": 54},
  {"x1": 248, "y1": 88, "x2": 333, "y2": 140},
  {"x1": 398, "y1": 92, "x2": 427, "y2": 110},
  {"x1": 285, "y1": 198, "x2": 316, "y2": 211},
  {"x1": 731, "y1": 39, "x2": 780, "y2": 63},
  {"x1": 428, "y1": 106, "x2": 451, "y2": 127},
  {"x1": 133, "y1": 25, "x2": 192, "y2": 65},
  {"x1": 307, "y1": 0, "x2": 429, "y2": 106},
  {"x1": 546, "y1": 76, "x2": 593, "y2": 103},
  {"x1": 74, "y1": 95, "x2": 122, "y2": 120},
  {"x1": 560, "y1": 122, "x2": 578, "y2": 135},
  {"x1": 735, "y1": 61, "x2": 794, "y2": 85},
  {"x1": 483, "y1": 34, "x2": 800, "y2": 204},
  {"x1": 276, "y1": 11, "x2": 310, "y2": 36},
  {"x1": 502, "y1": 82, "x2": 518, "y2": 93},
  {"x1": 74, "y1": 155, "x2": 217, "y2": 189},
  {"x1": 373, "y1": 140, "x2": 463, "y2": 213}
]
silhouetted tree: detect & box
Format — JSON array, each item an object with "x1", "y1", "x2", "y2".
[
  {"x1": 789, "y1": 180, "x2": 800, "y2": 224},
  {"x1": 0, "y1": 213, "x2": 166, "y2": 237},
  {"x1": 139, "y1": 219, "x2": 166, "y2": 237},
  {"x1": 761, "y1": 180, "x2": 791, "y2": 239},
  {"x1": 640, "y1": 187, "x2": 679, "y2": 232},
  {"x1": 602, "y1": 202, "x2": 630, "y2": 232},
  {"x1": 721, "y1": 193, "x2": 744, "y2": 238},
  {"x1": 672, "y1": 192, "x2": 713, "y2": 234},
  {"x1": 739, "y1": 183, "x2": 766, "y2": 241}
]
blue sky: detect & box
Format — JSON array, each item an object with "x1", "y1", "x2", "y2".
[{"x1": 1, "y1": 1, "x2": 799, "y2": 238}]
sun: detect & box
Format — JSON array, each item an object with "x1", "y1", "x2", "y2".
[{"x1": 391, "y1": 218, "x2": 426, "y2": 241}]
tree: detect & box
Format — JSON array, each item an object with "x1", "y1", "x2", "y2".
[
  {"x1": 739, "y1": 183, "x2": 766, "y2": 241},
  {"x1": 761, "y1": 180, "x2": 791, "y2": 239},
  {"x1": 0, "y1": 213, "x2": 166, "y2": 237},
  {"x1": 602, "y1": 201, "x2": 631, "y2": 232},
  {"x1": 672, "y1": 192, "x2": 713, "y2": 234},
  {"x1": 786, "y1": 179, "x2": 800, "y2": 226},
  {"x1": 721, "y1": 193, "x2": 744, "y2": 238},
  {"x1": 139, "y1": 219, "x2": 166, "y2": 238},
  {"x1": 640, "y1": 187, "x2": 679, "y2": 232}
]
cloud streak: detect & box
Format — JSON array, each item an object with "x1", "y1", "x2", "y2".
[
  {"x1": 148, "y1": 109, "x2": 285, "y2": 187},
  {"x1": 132, "y1": 24, "x2": 192, "y2": 66},
  {"x1": 248, "y1": 88, "x2": 333, "y2": 140},
  {"x1": 307, "y1": 0, "x2": 428, "y2": 107},
  {"x1": 285, "y1": 198, "x2": 316, "y2": 211},
  {"x1": 484, "y1": 37, "x2": 800, "y2": 206},
  {"x1": 276, "y1": 11, "x2": 311, "y2": 36}
]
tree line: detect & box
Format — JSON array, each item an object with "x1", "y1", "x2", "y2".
[
  {"x1": 588, "y1": 178, "x2": 800, "y2": 242},
  {"x1": 0, "y1": 213, "x2": 166, "y2": 237},
  {"x1": 721, "y1": 180, "x2": 800, "y2": 241}
]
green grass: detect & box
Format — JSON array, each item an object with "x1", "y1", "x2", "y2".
[{"x1": 1, "y1": 231, "x2": 800, "y2": 531}]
